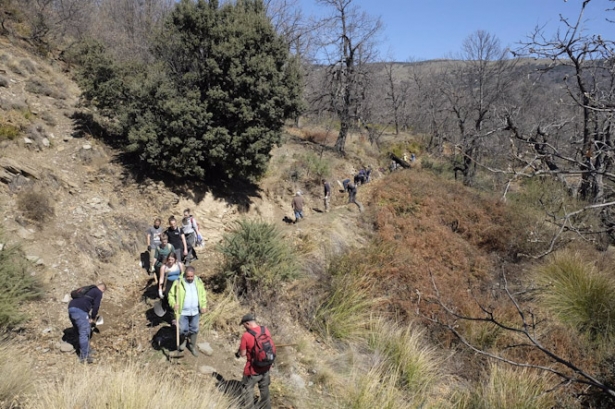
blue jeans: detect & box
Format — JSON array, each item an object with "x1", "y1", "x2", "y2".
[
  {"x1": 68, "y1": 307, "x2": 91, "y2": 360},
  {"x1": 294, "y1": 210, "x2": 303, "y2": 220},
  {"x1": 179, "y1": 314, "x2": 199, "y2": 336}
]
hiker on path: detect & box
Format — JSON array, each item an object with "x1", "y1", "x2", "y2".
[
  {"x1": 236, "y1": 314, "x2": 273, "y2": 409},
  {"x1": 165, "y1": 216, "x2": 187, "y2": 263},
  {"x1": 68, "y1": 283, "x2": 106, "y2": 364},
  {"x1": 181, "y1": 209, "x2": 200, "y2": 265},
  {"x1": 342, "y1": 178, "x2": 351, "y2": 192},
  {"x1": 291, "y1": 192, "x2": 304, "y2": 223},
  {"x1": 355, "y1": 168, "x2": 367, "y2": 186},
  {"x1": 153, "y1": 233, "x2": 175, "y2": 282},
  {"x1": 347, "y1": 182, "x2": 357, "y2": 205},
  {"x1": 158, "y1": 252, "x2": 185, "y2": 301},
  {"x1": 146, "y1": 218, "x2": 163, "y2": 274},
  {"x1": 168, "y1": 266, "x2": 207, "y2": 356},
  {"x1": 322, "y1": 179, "x2": 331, "y2": 213}
]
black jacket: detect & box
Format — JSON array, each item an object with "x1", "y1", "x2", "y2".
[{"x1": 68, "y1": 287, "x2": 103, "y2": 318}]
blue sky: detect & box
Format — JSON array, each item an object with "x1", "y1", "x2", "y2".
[{"x1": 297, "y1": 0, "x2": 614, "y2": 61}]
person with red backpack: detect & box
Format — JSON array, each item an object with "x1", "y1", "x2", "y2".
[{"x1": 236, "y1": 313, "x2": 276, "y2": 409}]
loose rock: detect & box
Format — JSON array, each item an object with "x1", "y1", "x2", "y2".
[
  {"x1": 198, "y1": 365, "x2": 217, "y2": 375},
  {"x1": 61, "y1": 294, "x2": 71, "y2": 303},
  {"x1": 58, "y1": 342, "x2": 75, "y2": 353},
  {"x1": 197, "y1": 342, "x2": 214, "y2": 356}
]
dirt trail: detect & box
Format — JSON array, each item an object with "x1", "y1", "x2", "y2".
[{"x1": 0, "y1": 37, "x2": 387, "y2": 406}]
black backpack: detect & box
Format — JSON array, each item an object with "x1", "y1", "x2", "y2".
[
  {"x1": 70, "y1": 285, "x2": 97, "y2": 300},
  {"x1": 246, "y1": 326, "x2": 276, "y2": 368}
]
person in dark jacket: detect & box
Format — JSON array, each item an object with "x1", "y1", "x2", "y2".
[
  {"x1": 347, "y1": 182, "x2": 357, "y2": 204},
  {"x1": 68, "y1": 283, "x2": 106, "y2": 363},
  {"x1": 322, "y1": 179, "x2": 331, "y2": 212},
  {"x1": 165, "y1": 216, "x2": 187, "y2": 263}
]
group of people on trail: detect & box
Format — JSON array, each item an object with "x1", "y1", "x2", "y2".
[
  {"x1": 290, "y1": 174, "x2": 363, "y2": 222},
  {"x1": 145, "y1": 210, "x2": 203, "y2": 283},
  {"x1": 68, "y1": 207, "x2": 275, "y2": 409},
  {"x1": 353, "y1": 166, "x2": 371, "y2": 186}
]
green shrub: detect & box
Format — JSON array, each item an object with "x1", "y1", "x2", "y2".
[
  {"x1": 536, "y1": 251, "x2": 615, "y2": 340},
  {"x1": 217, "y1": 220, "x2": 299, "y2": 296},
  {"x1": 0, "y1": 239, "x2": 44, "y2": 328},
  {"x1": 300, "y1": 152, "x2": 331, "y2": 180}
]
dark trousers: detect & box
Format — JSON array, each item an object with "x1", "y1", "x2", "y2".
[{"x1": 242, "y1": 371, "x2": 270, "y2": 409}]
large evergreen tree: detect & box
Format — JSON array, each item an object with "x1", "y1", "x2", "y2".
[{"x1": 77, "y1": 0, "x2": 302, "y2": 181}]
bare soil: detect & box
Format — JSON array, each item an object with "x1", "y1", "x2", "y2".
[{"x1": 0, "y1": 36, "x2": 381, "y2": 406}]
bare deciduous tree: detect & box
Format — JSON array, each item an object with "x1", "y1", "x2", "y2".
[
  {"x1": 313, "y1": 0, "x2": 382, "y2": 154},
  {"x1": 423, "y1": 270, "x2": 615, "y2": 401},
  {"x1": 440, "y1": 30, "x2": 518, "y2": 185}
]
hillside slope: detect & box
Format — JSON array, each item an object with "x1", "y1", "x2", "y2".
[{"x1": 0, "y1": 36, "x2": 381, "y2": 407}]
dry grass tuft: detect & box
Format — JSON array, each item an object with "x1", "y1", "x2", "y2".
[
  {"x1": 453, "y1": 363, "x2": 554, "y2": 409},
  {"x1": 30, "y1": 362, "x2": 237, "y2": 409},
  {"x1": 536, "y1": 250, "x2": 615, "y2": 340},
  {"x1": 0, "y1": 343, "x2": 33, "y2": 408},
  {"x1": 17, "y1": 188, "x2": 54, "y2": 226},
  {"x1": 329, "y1": 363, "x2": 409, "y2": 409},
  {"x1": 200, "y1": 287, "x2": 243, "y2": 332},
  {"x1": 312, "y1": 272, "x2": 378, "y2": 342},
  {"x1": 367, "y1": 318, "x2": 444, "y2": 399}
]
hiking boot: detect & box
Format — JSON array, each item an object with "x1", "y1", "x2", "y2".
[
  {"x1": 178, "y1": 338, "x2": 187, "y2": 352},
  {"x1": 80, "y1": 357, "x2": 94, "y2": 364}
]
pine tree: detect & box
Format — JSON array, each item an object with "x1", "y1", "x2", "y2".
[{"x1": 77, "y1": 0, "x2": 302, "y2": 181}]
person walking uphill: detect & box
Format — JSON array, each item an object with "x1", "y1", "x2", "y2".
[
  {"x1": 181, "y1": 209, "x2": 201, "y2": 265},
  {"x1": 291, "y1": 192, "x2": 304, "y2": 223},
  {"x1": 68, "y1": 283, "x2": 106, "y2": 364},
  {"x1": 322, "y1": 179, "x2": 331, "y2": 212},
  {"x1": 236, "y1": 314, "x2": 275, "y2": 409},
  {"x1": 168, "y1": 266, "x2": 207, "y2": 356},
  {"x1": 165, "y1": 216, "x2": 187, "y2": 263},
  {"x1": 146, "y1": 217, "x2": 163, "y2": 274}
]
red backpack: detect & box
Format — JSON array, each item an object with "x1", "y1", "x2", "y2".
[{"x1": 246, "y1": 326, "x2": 276, "y2": 368}]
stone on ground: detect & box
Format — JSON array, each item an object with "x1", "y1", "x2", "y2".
[
  {"x1": 197, "y1": 341, "x2": 214, "y2": 356},
  {"x1": 198, "y1": 365, "x2": 217, "y2": 375},
  {"x1": 58, "y1": 342, "x2": 75, "y2": 353}
]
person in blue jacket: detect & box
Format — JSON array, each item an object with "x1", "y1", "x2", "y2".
[{"x1": 68, "y1": 283, "x2": 106, "y2": 363}]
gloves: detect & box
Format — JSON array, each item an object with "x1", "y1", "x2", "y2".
[
  {"x1": 158, "y1": 289, "x2": 164, "y2": 299},
  {"x1": 234, "y1": 351, "x2": 240, "y2": 358}
]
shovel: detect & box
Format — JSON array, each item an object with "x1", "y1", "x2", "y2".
[{"x1": 153, "y1": 301, "x2": 166, "y2": 317}]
